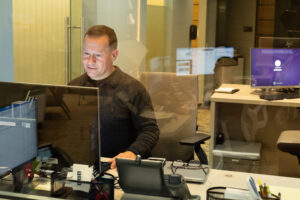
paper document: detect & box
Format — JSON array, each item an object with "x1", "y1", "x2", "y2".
[{"x1": 215, "y1": 87, "x2": 239, "y2": 93}]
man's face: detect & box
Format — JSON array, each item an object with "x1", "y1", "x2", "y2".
[{"x1": 83, "y1": 35, "x2": 118, "y2": 80}]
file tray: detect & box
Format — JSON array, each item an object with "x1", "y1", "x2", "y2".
[{"x1": 213, "y1": 140, "x2": 262, "y2": 160}]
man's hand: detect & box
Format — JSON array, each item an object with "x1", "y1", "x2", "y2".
[{"x1": 109, "y1": 151, "x2": 137, "y2": 169}]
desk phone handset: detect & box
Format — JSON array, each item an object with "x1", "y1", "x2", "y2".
[{"x1": 164, "y1": 174, "x2": 192, "y2": 200}]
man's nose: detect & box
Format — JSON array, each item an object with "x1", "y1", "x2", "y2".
[{"x1": 88, "y1": 54, "x2": 96, "y2": 63}]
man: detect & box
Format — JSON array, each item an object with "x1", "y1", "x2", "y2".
[{"x1": 70, "y1": 25, "x2": 159, "y2": 169}]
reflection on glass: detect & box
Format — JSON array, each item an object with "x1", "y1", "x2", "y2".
[
  {"x1": 0, "y1": 82, "x2": 99, "y2": 172},
  {"x1": 140, "y1": 72, "x2": 198, "y2": 161},
  {"x1": 176, "y1": 47, "x2": 234, "y2": 75}
]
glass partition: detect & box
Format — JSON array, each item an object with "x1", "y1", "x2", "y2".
[
  {"x1": 1, "y1": 0, "x2": 300, "y2": 199},
  {"x1": 0, "y1": 81, "x2": 100, "y2": 197},
  {"x1": 0, "y1": 81, "x2": 100, "y2": 170}
]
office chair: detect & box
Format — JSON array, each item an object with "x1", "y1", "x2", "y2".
[
  {"x1": 277, "y1": 130, "x2": 300, "y2": 164},
  {"x1": 140, "y1": 72, "x2": 210, "y2": 164}
]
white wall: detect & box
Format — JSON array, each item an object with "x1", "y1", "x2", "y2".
[
  {"x1": 0, "y1": 0, "x2": 14, "y2": 82},
  {"x1": 96, "y1": 0, "x2": 147, "y2": 79},
  {"x1": 82, "y1": 0, "x2": 98, "y2": 32}
]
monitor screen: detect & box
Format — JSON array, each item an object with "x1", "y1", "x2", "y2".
[
  {"x1": 0, "y1": 82, "x2": 100, "y2": 175},
  {"x1": 0, "y1": 100, "x2": 37, "y2": 176},
  {"x1": 251, "y1": 48, "x2": 300, "y2": 88}
]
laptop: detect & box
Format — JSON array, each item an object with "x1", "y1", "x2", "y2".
[{"x1": 163, "y1": 161, "x2": 209, "y2": 184}]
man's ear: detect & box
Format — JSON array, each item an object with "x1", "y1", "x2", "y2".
[{"x1": 112, "y1": 49, "x2": 119, "y2": 61}]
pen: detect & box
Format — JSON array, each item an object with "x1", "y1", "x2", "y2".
[
  {"x1": 258, "y1": 179, "x2": 263, "y2": 196},
  {"x1": 263, "y1": 183, "x2": 267, "y2": 198}
]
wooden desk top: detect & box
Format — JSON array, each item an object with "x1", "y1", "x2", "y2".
[{"x1": 211, "y1": 84, "x2": 300, "y2": 107}]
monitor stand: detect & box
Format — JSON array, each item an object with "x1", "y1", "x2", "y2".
[
  {"x1": 12, "y1": 167, "x2": 24, "y2": 192},
  {"x1": 259, "y1": 88, "x2": 300, "y2": 101}
]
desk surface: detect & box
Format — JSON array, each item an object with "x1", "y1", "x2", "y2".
[
  {"x1": 188, "y1": 169, "x2": 300, "y2": 200},
  {"x1": 107, "y1": 167, "x2": 300, "y2": 200},
  {"x1": 2, "y1": 161, "x2": 300, "y2": 200},
  {"x1": 211, "y1": 84, "x2": 300, "y2": 107}
]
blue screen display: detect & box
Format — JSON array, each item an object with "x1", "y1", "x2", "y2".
[{"x1": 0, "y1": 101, "x2": 37, "y2": 175}]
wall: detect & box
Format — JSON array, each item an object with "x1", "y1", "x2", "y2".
[
  {"x1": 0, "y1": 0, "x2": 14, "y2": 82},
  {"x1": 13, "y1": 0, "x2": 70, "y2": 84},
  {"x1": 97, "y1": 0, "x2": 147, "y2": 79},
  {"x1": 146, "y1": 3, "x2": 166, "y2": 72},
  {"x1": 255, "y1": 0, "x2": 275, "y2": 47},
  {"x1": 164, "y1": 0, "x2": 193, "y2": 72},
  {"x1": 96, "y1": 0, "x2": 192, "y2": 77},
  {"x1": 70, "y1": 0, "x2": 83, "y2": 80},
  {"x1": 82, "y1": 0, "x2": 98, "y2": 32},
  {"x1": 206, "y1": 0, "x2": 217, "y2": 47}
]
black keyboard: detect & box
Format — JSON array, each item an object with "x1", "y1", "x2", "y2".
[
  {"x1": 259, "y1": 93, "x2": 285, "y2": 100},
  {"x1": 100, "y1": 161, "x2": 112, "y2": 173},
  {"x1": 93, "y1": 161, "x2": 112, "y2": 177}
]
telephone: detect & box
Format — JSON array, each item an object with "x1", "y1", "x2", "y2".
[{"x1": 116, "y1": 156, "x2": 200, "y2": 200}]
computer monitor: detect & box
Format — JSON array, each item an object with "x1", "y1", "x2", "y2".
[
  {"x1": 0, "y1": 81, "x2": 100, "y2": 175},
  {"x1": 251, "y1": 48, "x2": 300, "y2": 88},
  {"x1": 0, "y1": 100, "x2": 38, "y2": 177}
]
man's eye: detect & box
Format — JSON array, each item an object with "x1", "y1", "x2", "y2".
[
  {"x1": 95, "y1": 54, "x2": 101, "y2": 58},
  {"x1": 83, "y1": 52, "x2": 90, "y2": 56}
]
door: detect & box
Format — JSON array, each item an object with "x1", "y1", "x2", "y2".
[{"x1": 13, "y1": 0, "x2": 82, "y2": 85}]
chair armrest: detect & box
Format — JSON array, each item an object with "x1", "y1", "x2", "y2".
[{"x1": 179, "y1": 133, "x2": 210, "y2": 146}]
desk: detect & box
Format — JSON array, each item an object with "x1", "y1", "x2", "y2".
[
  {"x1": 210, "y1": 84, "x2": 300, "y2": 177},
  {"x1": 188, "y1": 169, "x2": 300, "y2": 200},
  {"x1": 111, "y1": 168, "x2": 300, "y2": 200},
  {"x1": 1, "y1": 166, "x2": 300, "y2": 199}
]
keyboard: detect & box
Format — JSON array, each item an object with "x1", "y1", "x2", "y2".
[
  {"x1": 259, "y1": 93, "x2": 285, "y2": 100},
  {"x1": 100, "y1": 161, "x2": 112, "y2": 173},
  {"x1": 93, "y1": 161, "x2": 112, "y2": 177}
]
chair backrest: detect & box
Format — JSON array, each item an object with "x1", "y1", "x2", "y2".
[{"x1": 140, "y1": 72, "x2": 198, "y2": 161}]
